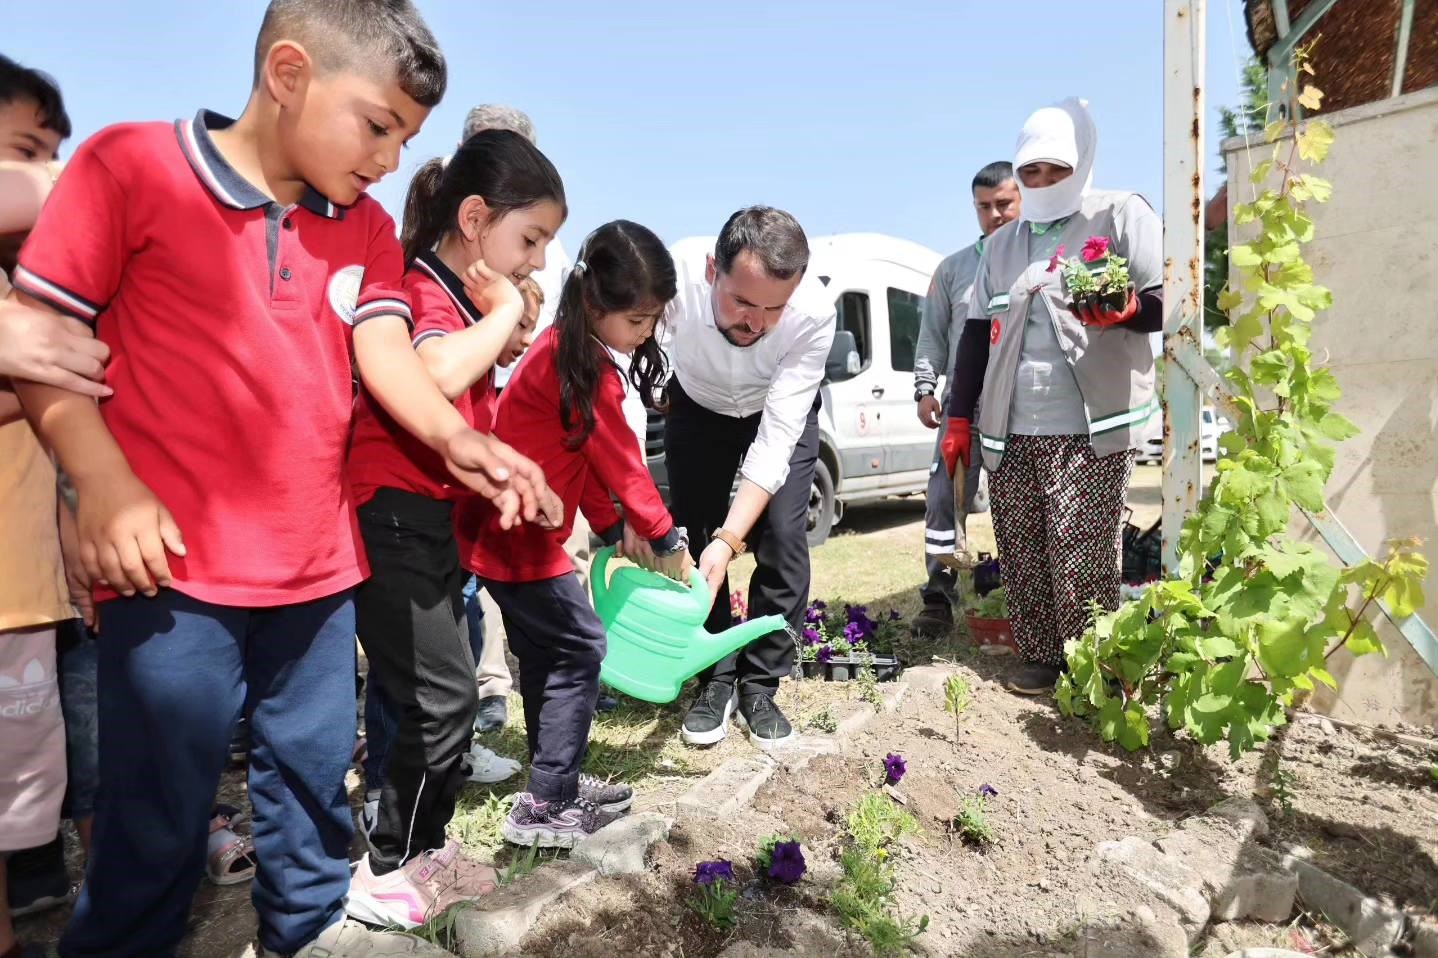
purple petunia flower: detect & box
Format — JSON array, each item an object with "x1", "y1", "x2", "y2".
[
  {"x1": 842, "y1": 621, "x2": 864, "y2": 645},
  {"x1": 884, "y1": 753, "x2": 906, "y2": 784},
  {"x1": 812, "y1": 600, "x2": 827, "y2": 611},
  {"x1": 802, "y1": 627, "x2": 822, "y2": 645},
  {"x1": 767, "y1": 841, "x2": 806, "y2": 885},
  {"x1": 804, "y1": 607, "x2": 825, "y2": 626},
  {"x1": 888, "y1": 610, "x2": 902, "y2": 622},
  {"x1": 978, "y1": 784, "x2": 999, "y2": 799},
  {"x1": 816, "y1": 646, "x2": 834, "y2": 664},
  {"x1": 693, "y1": 859, "x2": 735, "y2": 886}
]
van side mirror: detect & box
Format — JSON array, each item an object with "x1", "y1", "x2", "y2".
[{"x1": 825, "y1": 330, "x2": 861, "y2": 383}]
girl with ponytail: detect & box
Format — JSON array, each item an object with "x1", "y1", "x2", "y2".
[
  {"x1": 345, "y1": 129, "x2": 566, "y2": 927},
  {"x1": 457, "y1": 220, "x2": 688, "y2": 848}
]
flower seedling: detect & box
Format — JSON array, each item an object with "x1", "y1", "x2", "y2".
[
  {"x1": 687, "y1": 859, "x2": 739, "y2": 931},
  {"x1": 943, "y1": 675, "x2": 971, "y2": 740},
  {"x1": 1052, "y1": 234, "x2": 1131, "y2": 313},
  {"x1": 950, "y1": 793, "x2": 996, "y2": 848},
  {"x1": 847, "y1": 793, "x2": 918, "y2": 854},
  {"x1": 832, "y1": 801, "x2": 928, "y2": 955},
  {"x1": 764, "y1": 840, "x2": 806, "y2": 885},
  {"x1": 966, "y1": 587, "x2": 1009, "y2": 620},
  {"x1": 798, "y1": 599, "x2": 906, "y2": 664}
]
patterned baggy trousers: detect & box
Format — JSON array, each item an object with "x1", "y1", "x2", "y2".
[{"x1": 987, "y1": 434, "x2": 1135, "y2": 666}]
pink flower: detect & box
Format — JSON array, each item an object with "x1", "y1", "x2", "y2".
[
  {"x1": 1080, "y1": 236, "x2": 1110, "y2": 263},
  {"x1": 1045, "y1": 245, "x2": 1066, "y2": 273}
]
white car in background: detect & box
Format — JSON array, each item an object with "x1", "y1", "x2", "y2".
[{"x1": 1136, "y1": 407, "x2": 1231, "y2": 464}]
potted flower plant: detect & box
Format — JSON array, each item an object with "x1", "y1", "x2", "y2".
[
  {"x1": 1050, "y1": 235, "x2": 1131, "y2": 315},
  {"x1": 962, "y1": 586, "x2": 1018, "y2": 656},
  {"x1": 797, "y1": 600, "x2": 904, "y2": 682}
]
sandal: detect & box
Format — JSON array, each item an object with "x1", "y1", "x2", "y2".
[{"x1": 206, "y1": 811, "x2": 257, "y2": 885}]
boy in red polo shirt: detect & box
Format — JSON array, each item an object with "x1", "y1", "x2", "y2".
[{"x1": 4, "y1": 2, "x2": 551, "y2": 956}]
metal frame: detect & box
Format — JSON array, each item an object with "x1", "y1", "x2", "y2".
[
  {"x1": 1265, "y1": 0, "x2": 1344, "y2": 115},
  {"x1": 1393, "y1": 0, "x2": 1417, "y2": 97},
  {"x1": 1160, "y1": 0, "x2": 1206, "y2": 571}
]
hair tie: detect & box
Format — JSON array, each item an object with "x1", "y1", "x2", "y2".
[{"x1": 573, "y1": 260, "x2": 588, "y2": 276}]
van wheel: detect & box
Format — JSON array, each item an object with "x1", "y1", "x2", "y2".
[{"x1": 807, "y1": 460, "x2": 836, "y2": 548}]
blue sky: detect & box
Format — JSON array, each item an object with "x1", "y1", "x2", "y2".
[{"x1": 9, "y1": 1, "x2": 1253, "y2": 256}]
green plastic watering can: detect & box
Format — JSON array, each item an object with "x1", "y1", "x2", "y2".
[{"x1": 589, "y1": 546, "x2": 788, "y2": 704}]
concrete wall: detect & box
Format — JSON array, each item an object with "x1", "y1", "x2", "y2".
[{"x1": 1223, "y1": 86, "x2": 1438, "y2": 728}]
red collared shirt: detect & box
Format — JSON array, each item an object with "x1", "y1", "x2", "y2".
[
  {"x1": 15, "y1": 110, "x2": 412, "y2": 606},
  {"x1": 348, "y1": 251, "x2": 497, "y2": 506}
]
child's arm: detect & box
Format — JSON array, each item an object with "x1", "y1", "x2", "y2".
[
  {"x1": 579, "y1": 471, "x2": 622, "y2": 543},
  {"x1": 415, "y1": 260, "x2": 524, "y2": 401},
  {"x1": 12, "y1": 293, "x2": 186, "y2": 598},
  {"x1": 581, "y1": 358, "x2": 690, "y2": 580},
  {"x1": 352, "y1": 315, "x2": 559, "y2": 530}
]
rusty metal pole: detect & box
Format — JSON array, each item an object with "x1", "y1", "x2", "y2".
[{"x1": 1160, "y1": 0, "x2": 1205, "y2": 573}]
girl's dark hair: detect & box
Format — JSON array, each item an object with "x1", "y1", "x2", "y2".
[
  {"x1": 400, "y1": 128, "x2": 566, "y2": 262},
  {"x1": 556, "y1": 220, "x2": 676, "y2": 449}
]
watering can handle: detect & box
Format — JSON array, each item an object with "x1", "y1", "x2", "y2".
[
  {"x1": 589, "y1": 546, "x2": 713, "y2": 614},
  {"x1": 591, "y1": 546, "x2": 613, "y2": 606}
]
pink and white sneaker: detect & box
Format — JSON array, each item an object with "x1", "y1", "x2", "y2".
[{"x1": 344, "y1": 840, "x2": 499, "y2": 929}]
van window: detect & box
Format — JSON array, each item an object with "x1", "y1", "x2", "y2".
[
  {"x1": 887, "y1": 287, "x2": 923, "y2": 373},
  {"x1": 837, "y1": 291, "x2": 872, "y2": 371}
]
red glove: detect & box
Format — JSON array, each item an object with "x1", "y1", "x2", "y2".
[
  {"x1": 1073, "y1": 289, "x2": 1139, "y2": 327},
  {"x1": 941, "y1": 417, "x2": 972, "y2": 477}
]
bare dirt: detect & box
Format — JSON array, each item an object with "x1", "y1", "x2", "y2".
[{"x1": 518, "y1": 647, "x2": 1438, "y2": 957}]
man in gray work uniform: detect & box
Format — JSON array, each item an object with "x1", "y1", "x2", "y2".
[{"x1": 910, "y1": 162, "x2": 1022, "y2": 636}]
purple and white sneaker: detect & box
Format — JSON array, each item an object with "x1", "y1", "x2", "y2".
[{"x1": 501, "y1": 793, "x2": 617, "y2": 848}]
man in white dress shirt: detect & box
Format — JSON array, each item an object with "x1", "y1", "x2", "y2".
[{"x1": 661, "y1": 207, "x2": 836, "y2": 750}]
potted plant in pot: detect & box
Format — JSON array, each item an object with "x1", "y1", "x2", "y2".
[
  {"x1": 798, "y1": 601, "x2": 904, "y2": 682},
  {"x1": 1052, "y1": 236, "x2": 1132, "y2": 316},
  {"x1": 962, "y1": 586, "x2": 1018, "y2": 656}
]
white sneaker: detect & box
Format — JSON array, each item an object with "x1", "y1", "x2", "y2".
[
  {"x1": 243, "y1": 916, "x2": 456, "y2": 956},
  {"x1": 463, "y1": 742, "x2": 522, "y2": 784},
  {"x1": 359, "y1": 790, "x2": 379, "y2": 855}
]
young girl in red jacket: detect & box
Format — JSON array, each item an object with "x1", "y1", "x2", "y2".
[{"x1": 461, "y1": 220, "x2": 691, "y2": 848}]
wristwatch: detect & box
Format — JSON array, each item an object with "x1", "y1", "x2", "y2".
[
  {"x1": 914, "y1": 385, "x2": 935, "y2": 403},
  {"x1": 711, "y1": 528, "x2": 746, "y2": 557}
]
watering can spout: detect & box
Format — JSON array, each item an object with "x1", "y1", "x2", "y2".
[{"x1": 717, "y1": 617, "x2": 789, "y2": 650}]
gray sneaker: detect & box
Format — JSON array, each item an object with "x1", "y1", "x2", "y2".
[{"x1": 501, "y1": 794, "x2": 617, "y2": 849}]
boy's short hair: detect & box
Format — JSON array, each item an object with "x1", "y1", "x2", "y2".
[
  {"x1": 517, "y1": 275, "x2": 544, "y2": 311},
  {"x1": 0, "y1": 55, "x2": 72, "y2": 141},
  {"x1": 253, "y1": 0, "x2": 447, "y2": 107}
]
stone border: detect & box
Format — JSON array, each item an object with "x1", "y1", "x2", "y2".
[{"x1": 1084, "y1": 796, "x2": 1432, "y2": 958}]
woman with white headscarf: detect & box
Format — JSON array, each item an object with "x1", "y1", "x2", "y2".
[{"x1": 941, "y1": 98, "x2": 1164, "y2": 695}]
